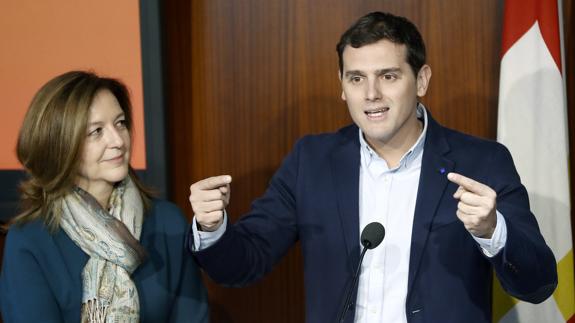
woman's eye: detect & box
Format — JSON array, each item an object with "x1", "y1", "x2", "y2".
[
  {"x1": 88, "y1": 128, "x2": 102, "y2": 137},
  {"x1": 116, "y1": 119, "x2": 127, "y2": 128}
]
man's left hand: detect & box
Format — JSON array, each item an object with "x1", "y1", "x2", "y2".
[{"x1": 447, "y1": 172, "x2": 497, "y2": 239}]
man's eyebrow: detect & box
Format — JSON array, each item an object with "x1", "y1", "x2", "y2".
[
  {"x1": 375, "y1": 67, "x2": 402, "y2": 75},
  {"x1": 344, "y1": 67, "x2": 403, "y2": 78},
  {"x1": 344, "y1": 70, "x2": 366, "y2": 78}
]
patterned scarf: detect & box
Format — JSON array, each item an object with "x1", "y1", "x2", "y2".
[{"x1": 59, "y1": 178, "x2": 146, "y2": 323}]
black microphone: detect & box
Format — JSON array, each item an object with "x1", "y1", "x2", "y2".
[{"x1": 337, "y1": 222, "x2": 385, "y2": 323}]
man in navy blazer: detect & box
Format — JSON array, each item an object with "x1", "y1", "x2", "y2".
[{"x1": 188, "y1": 12, "x2": 557, "y2": 323}]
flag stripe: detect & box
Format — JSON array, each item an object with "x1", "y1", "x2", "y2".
[
  {"x1": 501, "y1": 0, "x2": 562, "y2": 70},
  {"x1": 555, "y1": 250, "x2": 575, "y2": 320}
]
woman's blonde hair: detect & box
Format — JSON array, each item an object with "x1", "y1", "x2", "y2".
[{"x1": 11, "y1": 71, "x2": 152, "y2": 230}]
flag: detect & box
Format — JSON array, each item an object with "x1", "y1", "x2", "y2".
[{"x1": 495, "y1": 0, "x2": 574, "y2": 322}]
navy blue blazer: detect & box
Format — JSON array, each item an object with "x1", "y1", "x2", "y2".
[
  {"x1": 1, "y1": 200, "x2": 209, "y2": 323},
  {"x1": 192, "y1": 113, "x2": 557, "y2": 323}
]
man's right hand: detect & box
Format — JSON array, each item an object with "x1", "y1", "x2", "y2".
[{"x1": 189, "y1": 175, "x2": 232, "y2": 232}]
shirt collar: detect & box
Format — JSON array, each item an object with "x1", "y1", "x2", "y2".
[{"x1": 358, "y1": 103, "x2": 428, "y2": 171}]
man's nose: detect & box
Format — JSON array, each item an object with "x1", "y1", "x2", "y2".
[{"x1": 365, "y1": 78, "x2": 382, "y2": 101}]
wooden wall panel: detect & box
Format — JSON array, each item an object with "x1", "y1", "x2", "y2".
[{"x1": 163, "y1": 1, "x2": 573, "y2": 322}]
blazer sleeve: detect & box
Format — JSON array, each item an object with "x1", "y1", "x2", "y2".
[
  {"x1": 0, "y1": 227, "x2": 64, "y2": 322},
  {"x1": 191, "y1": 137, "x2": 302, "y2": 286},
  {"x1": 487, "y1": 144, "x2": 558, "y2": 303}
]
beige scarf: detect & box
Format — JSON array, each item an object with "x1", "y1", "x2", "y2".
[{"x1": 59, "y1": 178, "x2": 146, "y2": 323}]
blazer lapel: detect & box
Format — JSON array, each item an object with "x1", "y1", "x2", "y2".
[
  {"x1": 330, "y1": 126, "x2": 361, "y2": 270},
  {"x1": 329, "y1": 115, "x2": 455, "y2": 282},
  {"x1": 407, "y1": 114, "x2": 454, "y2": 293}
]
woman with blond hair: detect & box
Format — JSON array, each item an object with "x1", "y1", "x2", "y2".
[{"x1": 0, "y1": 71, "x2": 209, "y2": 322}]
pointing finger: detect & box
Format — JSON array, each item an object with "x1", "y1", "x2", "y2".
[
  {"x1": 447, "y1": 172, "x2": 492, "y2": 197},
  {"x1": 192, "y1": 175, "x2": 232, "y2": 191}
]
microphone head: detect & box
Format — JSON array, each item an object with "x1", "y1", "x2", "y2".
[{"x1": 361, "y1": 222, "x2": 385, "y2": 249}]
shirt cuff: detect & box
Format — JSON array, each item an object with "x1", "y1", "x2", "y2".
[
  {"x1": 191, "y1": 211, "x2": 228, "y2": 251},
  {"x1": 472, "y1": 211, "x2": 507, "y2": 257}
]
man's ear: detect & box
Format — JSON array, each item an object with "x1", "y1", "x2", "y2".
[
  {"x1": 339, "y1": 70, "x2": 347, "y2": 101},
  {"x1": 416, "y1": 64, "x2": 432, "y2": 97}
]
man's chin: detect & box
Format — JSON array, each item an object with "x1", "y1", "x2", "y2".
[{"x1": 362, "y1": 130, "x2": 391, "y2": 145}]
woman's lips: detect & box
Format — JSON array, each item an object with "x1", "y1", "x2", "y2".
[{"x1": 103, "y1": 154, "x2": 124, "y2": 163}]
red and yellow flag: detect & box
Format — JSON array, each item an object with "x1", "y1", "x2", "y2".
[{"x1": 495, "y1": 0, "x2": 574, "y2": 322}]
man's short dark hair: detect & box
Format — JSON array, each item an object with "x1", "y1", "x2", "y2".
[{"x1": 336, "y1": 12, "x2": 426, "y2": 77}]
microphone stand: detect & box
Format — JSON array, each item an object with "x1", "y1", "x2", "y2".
[{"x1": 337, "y1": 241, "x2": 371, "y2": 323}]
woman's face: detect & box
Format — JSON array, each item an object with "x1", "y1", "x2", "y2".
[{"x1": 76, "y1": 89, "x2": 131, "y2": 195}]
